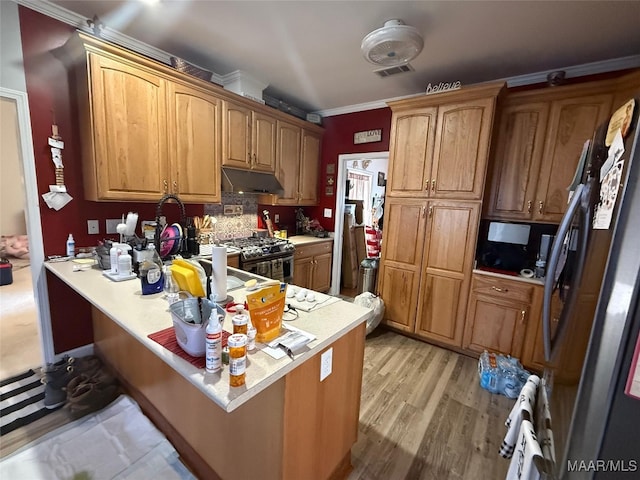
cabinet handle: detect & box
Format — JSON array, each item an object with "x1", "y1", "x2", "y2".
[
  {"x1": 521, "y1": 310, "x2": 526, "y2": 324},
  {"x1": 538, "y1": 201, "x2": 544, "y2": 214},
  {"x1": 431, "y1": 179, "x2": 436, "y2": 192},
  {"x1": 425, "y1": 180, "x2": 429, "y2": 191},
  {"x1": 253, "y1": 153, "x2": 257, "y2": 164},
  {"x1": 527, "y1": 200, "x2": 532, "y2": 213},
  {"x1": 428, "y1": 206, "x2": 433, "y2": 217},
  {"x1": 163, "y1": 179, "x2": 168, "y2": 193},
  {"x1": 421, "y1": 206, "x2": 426, "y2": 218},
  {"x1": 173, "y1": 180, "x2": 178, "y2": 193},
  {"x1": 491, "y1": 286, "x2": 507, "y2": 292}
]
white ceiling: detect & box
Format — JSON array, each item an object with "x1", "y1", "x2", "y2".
[{"x1": 42, "y1": 1, "x2": 640, "y2": 114}]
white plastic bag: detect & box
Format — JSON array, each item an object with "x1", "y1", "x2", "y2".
[{"x1": 353, "y1": 292, "x2": 385, "y2": 335}]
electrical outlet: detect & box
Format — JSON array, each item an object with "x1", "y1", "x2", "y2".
[
  {"x1": 223, "y1": 205, "x2": 234, "y2": 215},
  {"x1": 234, "y1": 204, "x2": 243, "y2": 214},
  {"x1": 274, "y1": 213, "x2": 280, "y2": 224},
  {"x1": 323, "y1": 208, "x2": 332, "y2": 218},
  {"x1": 87, "y1": 220, "x2": 99, "y2": 235},
  {"x1": 320, "y1": 348, "x2": 333, "y2": 381},
  {"x1": 106, "y1": 219, "x2": 120, "y2": 234}
]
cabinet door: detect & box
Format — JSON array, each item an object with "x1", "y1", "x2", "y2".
[
  {"x1": 299, "y1": 129, "x2": 321, "y2": 205},
  {"x1": 293, "y1": 256, "x2": 313, "y2": 289},
  {"x1": 312, "y1": 252, "x2": 332, "y2": 293},
  {"x1": 168, "y1": 83, "x2": 222, "y2": 203},
  {"x1": 87, "y1": 54, "x2": 168, "y2": 201},
  {"x1": 252, "y1": 111, "x2": 277, "y2": 172},
  {"x1": 431, "y1": 97, "x2": 495, "y2": 199},
  {"x1": 486, "y1": 102, "x2": 550, "y2": 220},
  {"x1": 535, "y1": 93, "x2": 613, "y2": 222},
  {"x1": 464, "y1": 293, "x2": 529, "y2": 357},
  {"x1": 386, "y1": 107, "x2": 437, "y2": 197},
  {"x1": 378, "y1": 198, "x2": 428, "y2": 332},
  {"x1": 222, "y1": 101, "x2": 251, "y2": 169},
  {"x1": 274, "y1": 120, "x2": 302, "y2": 205},
  {"x1": 415, "y1": 201, "x2": 480, "y2": 346}
]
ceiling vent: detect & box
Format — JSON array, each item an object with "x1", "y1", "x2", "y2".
[
  {"x1": 361, "y1": 19, "x2": 424, "y2": 67},
  {"x1": 374, "y1": 63, "x2": 415, "y2": 78}
]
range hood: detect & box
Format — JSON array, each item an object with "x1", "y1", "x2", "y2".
[{"x1": 221, "y1": 167, "x2": 283, "y2": 194}]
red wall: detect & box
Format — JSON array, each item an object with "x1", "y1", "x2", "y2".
[
  {"x1": 18, "y1": 6, "x2": 391, "y2": 352},
  {"x1": 18, "y1": 8, "x2": 206, "y2": 352},
  {"x1": 308, "y1": 108, "x2": 392, "y2": 231}
]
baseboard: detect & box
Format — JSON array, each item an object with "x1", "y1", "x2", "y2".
[{"x1": 55, "y1": 343, "x2": 95, "y2": 362}]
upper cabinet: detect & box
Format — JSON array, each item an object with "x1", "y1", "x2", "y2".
[
  {"x1": 386, "y1": 83, "x2": 504, "y2": 200},
  {"x1": 67, "y1": 32, "x2": 322, "y2": 204},
  {"x1": 485, "y1": 81, "x2": 616, "y2": 222},
  {"x1": 259, "y1": 122, "x2": 322, "y2": 206},
  {"x1": 222, "y1": 100, "x2": 277, "y2": 173},
  {"x1": 72, "y1": 33, "x2": 222, "y2": 203}
]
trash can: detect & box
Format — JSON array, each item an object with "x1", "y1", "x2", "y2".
[{"x1": 358, "y1": 258, "x2": 379, "y2": 294}]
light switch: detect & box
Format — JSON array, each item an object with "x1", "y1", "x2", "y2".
[
  {"x1": 323, "y1": 208, "x2": 332, "y2": 218},
  {"x1": 320, "y1": 348, "x2": 332, "y2": 381}
]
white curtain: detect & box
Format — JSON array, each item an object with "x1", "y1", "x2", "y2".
[{"x1": 347, "y1": 170, "x2": 372, "y2": 224}]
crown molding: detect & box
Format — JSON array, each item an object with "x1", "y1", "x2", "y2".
[
  {"x1": 16, "y1": 1, "x2": 640, "y2": 119},
  {"x1": 315, "y1": 54, "x2": 640, "y2": 117},
  {"x1": 15, "y1": 0, "x2": 224, "y2": 84}
]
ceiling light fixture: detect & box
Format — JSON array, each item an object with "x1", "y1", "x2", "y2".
[{"x1": 361, "y1": 19, "x2": 424, "y2": 67}]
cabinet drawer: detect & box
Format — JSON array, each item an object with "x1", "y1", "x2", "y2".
[
  {"x1": 294, "y1": 241, "x2": 332, "y2": 259},
  {"x1": 472, "y1": 274, "x2": 534, "y2": 304}
]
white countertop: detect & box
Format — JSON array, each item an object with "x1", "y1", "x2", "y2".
[
  {"x1": 288, "y1": 235, "x2": 333, "y2": 246},
  {"x1": 45, "y1": 261, "x2": 370, "y2": 413},
  {"x1": 473, "y1": 268, "x2": 544, "y2": 286}
]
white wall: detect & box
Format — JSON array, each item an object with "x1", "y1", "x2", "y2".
[
  {"x1": 1, "y1": 2, "x2": 28, "y2": 235},
  {"x1": 1, "y1": 1, "x2": 27, "y2": 93}
]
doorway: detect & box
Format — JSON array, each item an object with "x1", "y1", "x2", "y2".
[
  {"x1": 0, "y1": 88, "x2": 53, "y2": 378},
  {"x1": 329, "y1": 152, "x2": 388, "y2": 297}
]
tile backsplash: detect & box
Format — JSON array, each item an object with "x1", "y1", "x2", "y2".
[{"x1": 204, "y1": 193, "x2": 259, "y2": 240}]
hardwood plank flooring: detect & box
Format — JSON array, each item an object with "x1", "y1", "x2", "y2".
[{"x1": 349, "y1": 329, "x2": 513, "y2": 480}]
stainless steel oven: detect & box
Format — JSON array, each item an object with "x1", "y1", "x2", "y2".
[
  {"x1": 241, "y1": 253, "x2": 294, "y2": 283},
  {"x1": 223, "y1": 237, "x2": 295, "y2": 283}
]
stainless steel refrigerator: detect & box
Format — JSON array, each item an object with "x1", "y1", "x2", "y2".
[{"x1": 541, "y1": 97, "x2": 640, "y2": 479}]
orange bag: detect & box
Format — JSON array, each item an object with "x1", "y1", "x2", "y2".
[{"x1": 246, "y1": 283, "x2": 286, "y2": 343}]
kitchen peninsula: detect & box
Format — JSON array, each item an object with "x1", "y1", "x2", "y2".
[{"x1": 45, "y1": 260, "x2": 370, "y2": 480}]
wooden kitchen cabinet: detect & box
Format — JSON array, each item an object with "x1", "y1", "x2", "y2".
[
  {"x1": 72, "y1": 32, "x2": 222, "y2": 203},
  {"x1": 167, "y1": 82, "x2": 222, "y2": 203},
  {"x1": 222, "y1": 100, "x2": 277, "y2": 173},
  {"x1": 463, "y1": 274, "x2": 541, "y2": 359},
  {"x1": 259, "y1": 121, "x2": 322, "y2": 206},
  {"x1": 486, "y1": 81, "x2": 614, "y2": 222},
  {"x1": 293, "y1": 240, "x2": 332, "y2": 292},
  {"x1": 386, "y1": 83, "x2": 503, "y2": 200},
  {"x1": 379, "y1": 199, "x2": 480, "y2": 347}
]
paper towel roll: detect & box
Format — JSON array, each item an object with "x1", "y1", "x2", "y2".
[{"x1": 210, "y1": 246, "x2": 228, "y2": 302}]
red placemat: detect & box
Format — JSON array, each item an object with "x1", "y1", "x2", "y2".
[{"x1": 148, "y1": 326, "x2": 231, "y2": 369}]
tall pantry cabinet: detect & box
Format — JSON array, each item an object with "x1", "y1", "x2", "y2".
[{"x1": 379, "y1": 83, "x2": 505, "y2": 347}]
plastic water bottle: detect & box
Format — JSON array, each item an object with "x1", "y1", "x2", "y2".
[
  {"x1": 66, "y1": 234, "x2": 75, "y2": 258},
  {"x1": 163, "y1": 267, "x2": 179, "y2": 304},
  {"x1": 205, "y1": 312, "x2": 222, "y2": 373}
]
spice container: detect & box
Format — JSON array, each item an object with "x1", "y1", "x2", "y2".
[
  {"x1": 232, "y1": 314, "x2": 249, "y2": 335},
  {"x1": 228, "y1": 334, "x2": 247, "y2": 387}
]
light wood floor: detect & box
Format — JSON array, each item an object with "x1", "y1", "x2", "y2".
[
  {"x1": 0, "y1": 259, "x2": 42, "y2": 379},
  {"x1": 349, "y1": 329, "x2": 513, "y2": 480}
]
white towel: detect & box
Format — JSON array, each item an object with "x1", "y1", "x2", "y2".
[
  {"x1": 500, "y1": 375, "x2": 540, "y2": 458},
  {"x1": 505, "y1": 420, "x2": 543, "y2": 480}
]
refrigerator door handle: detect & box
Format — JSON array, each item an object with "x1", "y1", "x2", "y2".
[{"x1": 543, "y1": 184, "x2": 585, "y2": 362}]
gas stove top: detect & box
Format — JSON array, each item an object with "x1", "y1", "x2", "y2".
[{"x1": 223, "y1": 237, "x2": 295, "y2": 261}]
